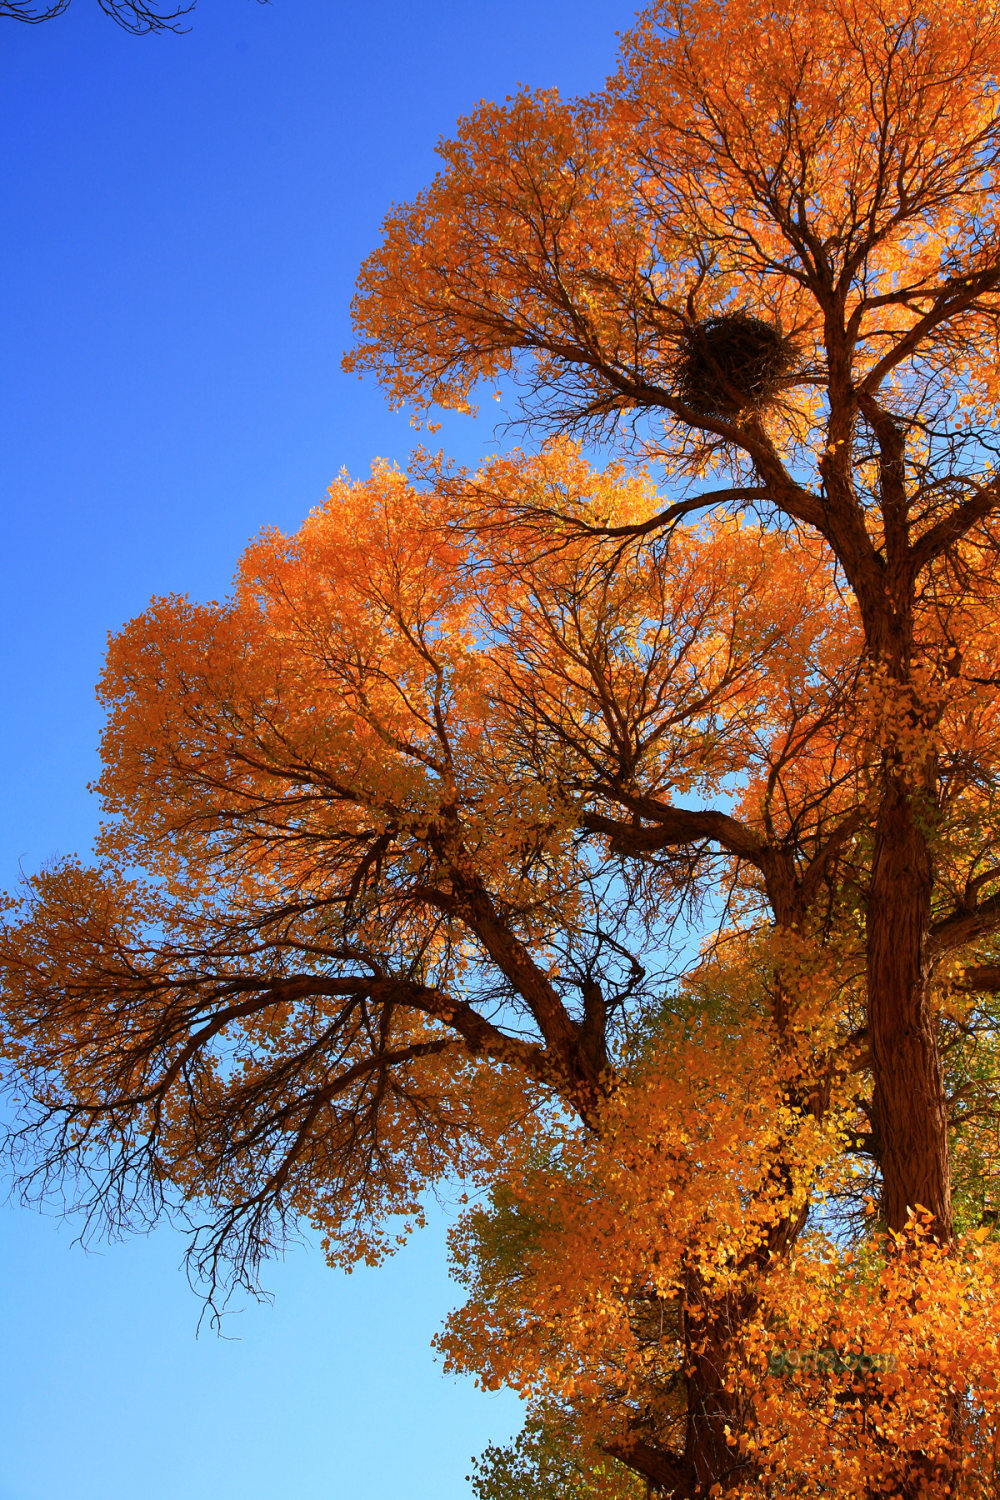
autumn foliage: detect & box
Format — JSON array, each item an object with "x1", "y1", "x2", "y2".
[{"x1": 5, "y1": 0, "x2": 1000, "y2": 1494}]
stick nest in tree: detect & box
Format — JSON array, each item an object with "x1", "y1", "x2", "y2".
[{"x1": 675, "y1": 313, "x2": 799, "y2": 421}]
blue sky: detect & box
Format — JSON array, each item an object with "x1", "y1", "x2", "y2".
[{"x1": 0, "y1": 2, "x2": 638, "y2": 1496}]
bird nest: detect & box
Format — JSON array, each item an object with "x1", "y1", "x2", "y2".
[{"x1": 675, "y1": 313, "x2": 799, "y2": 421}]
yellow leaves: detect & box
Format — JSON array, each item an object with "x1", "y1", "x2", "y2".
[
  {"x1": 743, "y1": 1226, "x2": 1000, "y2": 1496},
  {"x1": 439, "y1": 1008, "x2": 842, "y2": 1445}
]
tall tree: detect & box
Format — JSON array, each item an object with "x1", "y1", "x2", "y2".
[
  {"x1": 3, "y1": 0, "x2": 1000, "y2": 1494},
  {"x1": 2, "y1": 437, "x2": 999, "y2": 1495},
  {"x1": 347, "y1": 0, "x2": 1000, "y2": 1247}
]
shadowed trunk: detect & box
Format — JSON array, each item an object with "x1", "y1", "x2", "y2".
[
  {"x1": 867, "y1": 770, "x2": 952, "y2": 1241},
  {"x1": 681, "y1": 1288, "x2": 753, "y2": 1494}
]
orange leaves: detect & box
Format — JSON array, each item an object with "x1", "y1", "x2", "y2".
[
  {"x1": 0, "y1": 441, "x2": 867, "y2": 1318},
  {"x1": 346, "y1": 89, "x2": 649, "y2": 419},
  {"x1": 620, "y1": 0, "x2": 1000, "y2": 245},
  {"x1": 347, "y1": 0, "x2": 1000, "y2": 461},
  {"x1": 97, "y1": 463, "x2": 482, "y2": 902},
  {"x1": 91, "y1": 442, "x2": 859, "y2": 962},
  {"x1": 438, "y1": 1008, "x2": 838, "y2": 1449},
  {"x1": 748, "y1": 1223, "x2": 1000, "y2": 1497},
  {"x1": 443, "y1": 1016, "x2": 1000, "y2": 1496},
  {"x1": 8, "y1": 9, "x2": 1000, "y2": 1492}
]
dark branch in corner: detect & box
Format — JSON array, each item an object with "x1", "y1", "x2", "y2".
[{"x1": 0, "y1": 0, "x2": 267, "y2": 34}]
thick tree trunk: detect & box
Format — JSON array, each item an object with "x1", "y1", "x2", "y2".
[
  {"x1": 682, "y1": 1316, "x2": 750, "y2": 1494},
  {"x1": 607, "y1": 1287, "x2": 753, "y2": 1498},
  {"x1": 867, "y1": 770, "x2": 952, "y2": 1240}
]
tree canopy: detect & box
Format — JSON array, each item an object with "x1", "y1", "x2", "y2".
[{"x1": 4, "y1": 0, "x2": 1000, "y2": 1495}]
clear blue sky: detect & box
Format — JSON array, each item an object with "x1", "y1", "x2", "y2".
[{"x1": 0, "y1": 2, "x2": 640, "y2": 1496}]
